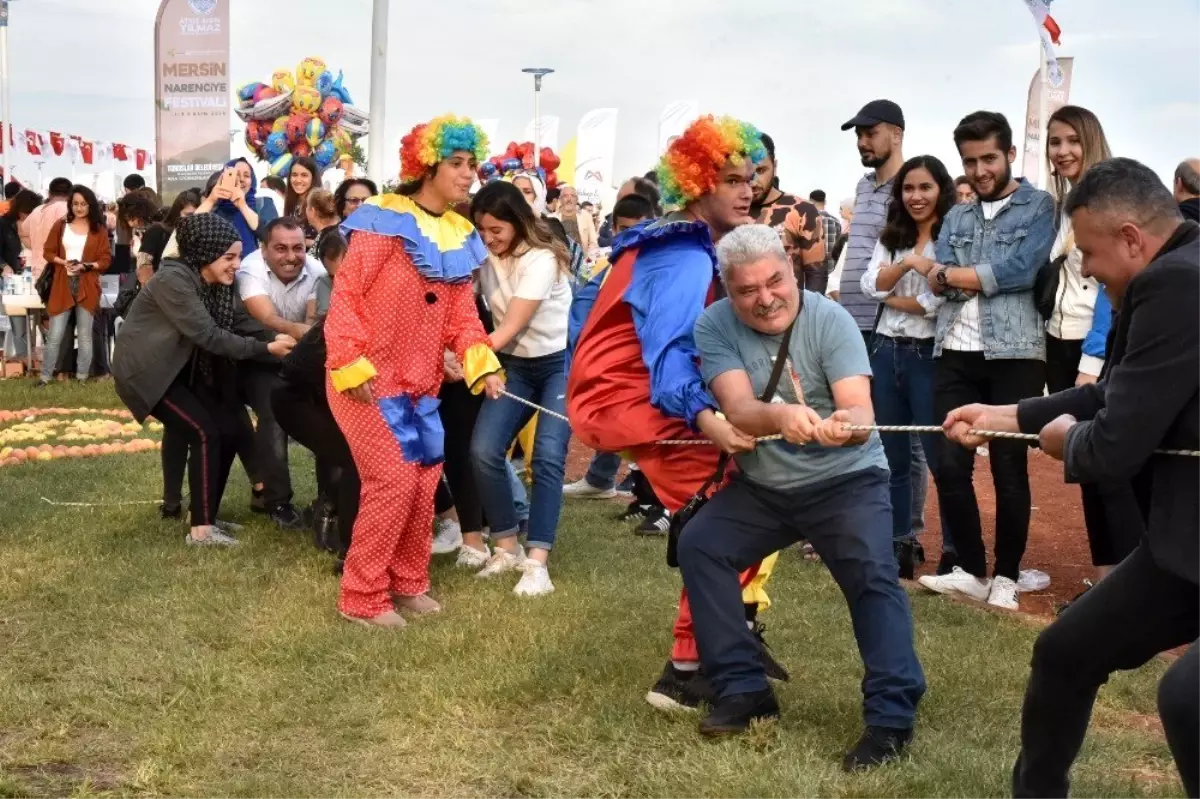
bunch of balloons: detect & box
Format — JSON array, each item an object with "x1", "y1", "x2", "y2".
[
  {"x1": 235, "y1": 56, "x2": 370, "y2": 177},
  {"x1": 477, "y1": 141, "x2": 562, "y2": 189}
]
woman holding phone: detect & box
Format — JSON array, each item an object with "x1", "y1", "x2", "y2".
[{"x1": 196, "y1": 158, "x2": 276, "y2": 256}]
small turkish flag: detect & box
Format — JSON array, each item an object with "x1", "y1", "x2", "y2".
[
  {"x1": 24, "y1": 130, "x2": 43, "y2": 156},
  {"x1": 113, "y1": 143, "x2": 129, "y2": 161},
  {"x1": 79, "y1": 140, "x2": 94, "y2": 165},
  {"x1": 49, "y1": 131, "x2": 65, "y2": 156},
  {"x1": 135, "y1": 149, "x2": 148, "y2": 171}
]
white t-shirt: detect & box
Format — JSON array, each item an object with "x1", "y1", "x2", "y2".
[
  {"x1": 478, "y1": 245, "x2": 572, "y2": 358},
  {"x1": 943, "y1": 196, "x2": 1011, "y2": 352},
  {"x1": 62, "y1": 225, "x2": 88, "y2": 262}
]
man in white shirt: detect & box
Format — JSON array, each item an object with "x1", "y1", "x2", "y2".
[{"x1": 236, "y1": 218, "x2": 326, "y2": 530}]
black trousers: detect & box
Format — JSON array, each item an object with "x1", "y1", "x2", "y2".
[
  {"x1": 933, "y1": 351, "x2": 1045, "y2": 580},
  {"x1": 151, "y1": 379, "x2": 250, "y2": 527},
  {"x1": 1045, "y1": 334, "x2": 1144, "y2": 567},
  {"x1": 438, "y1": 379, "x2": 483, "y2": 532},
  {"x1": 161, "y1": 412, "x2": 259, "y2": 509},
  {"x1": 271, "y1": 382, "x2": 359, "y2": 557},
  {"x1": 242, "y1": 364, "x2": 292, "y2": 508},
  {"x1": 1013, "y1": 541, "x2": 1199, "y2": 797}
]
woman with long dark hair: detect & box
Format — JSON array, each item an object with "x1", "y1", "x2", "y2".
[
  {"x1": 284, "y1": 156, "x2": 321, "y2": 231},
  {"x1": 38, "y1": 185, "x2": 111, "y2": 385},
  {"x1": 859, "y1": 155, "x2": 955, "y2": 578},
  {"x1": 325, "y1": 114, "x2": 503, "y2": 628},
  {"x1": 2, "y1": 189, "x2": 43, "y2": 366},
  {"x1": 468, "y1": 180, "x2": 573, "y2": 596},
  {"x1": 112, "y1": 213, "x2": 294, "y2": 544}
]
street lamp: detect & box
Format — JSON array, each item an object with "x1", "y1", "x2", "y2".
[
  {"x1": 0, "y1": 0, "x2": 15, "y2": 186},
  {"x1": 367, "y1": 0, "x2": 388, "y2": 186},
  {"x1": 521, "y1": 68, "x2": 554, "y2": 162}
]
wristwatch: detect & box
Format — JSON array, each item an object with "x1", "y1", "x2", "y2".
[{"x1": 934, "y1": 266, "x2": 949, "y2": 287}]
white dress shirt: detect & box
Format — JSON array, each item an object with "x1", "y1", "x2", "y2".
[
  {"x1": 860, "y1": 240, "x2": 944, "y2": 339},
  {"x1": 235, "y1": 249, "x2": 326, "y2": 323}
]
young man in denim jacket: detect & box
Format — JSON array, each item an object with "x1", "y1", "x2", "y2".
[{"x1": 913, "y1": 111, "x2": 1055, "y2": 611}]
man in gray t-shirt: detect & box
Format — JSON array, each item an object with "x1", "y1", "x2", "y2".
[{"x1": 677, "y1": 225, "x2": 924, "y2": 770}]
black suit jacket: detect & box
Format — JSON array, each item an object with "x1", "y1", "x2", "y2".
[{"x1": 1017, "y1": 221, "x2": 1199, "y2": 584}]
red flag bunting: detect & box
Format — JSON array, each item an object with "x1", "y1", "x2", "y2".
[
  {"x1": 24, "y1": 130, "x2": 42, "y2": 156},
  {"x1": 113, "y1": 143, "x2": 129, "y2": 162},
  {"x1": 135, "y1": 149, "x2": 148, "y2": 171},
  {"x1": 49, "y1": 131, "x2": 65, "y2": 156}
]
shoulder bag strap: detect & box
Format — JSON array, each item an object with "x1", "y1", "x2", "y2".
[{"x1": 704, "y1": 314, "x2": 799, "y2": 488}]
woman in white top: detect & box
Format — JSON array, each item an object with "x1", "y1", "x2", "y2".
[
  {"x1": 467, "y1": 180, "x2": 574, "y2": 596},
  {"x1": 860, "y1": 155, "x2": 955, "y2": 577},
  {"x1": 1043, "y1": 106, "x2": 1140, "y2": 586}
]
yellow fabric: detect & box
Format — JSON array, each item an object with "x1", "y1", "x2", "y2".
[
  {"x1": 330, "y1": 356, "x2": 378, "y2": 393},
  {"x1": 463, "y1": 343, "x2": 503, "y2": 395},
  {"x1": 742, "y1": 550, "x2": 779, "y2": 611},
  {"x1": 370, "y1": 194, "x2": 477, "y2": 254}
]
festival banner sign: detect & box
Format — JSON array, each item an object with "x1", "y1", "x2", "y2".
[
  {"x1": 658, "y1": 100, "x2": 698, "y2": 155},
  {"x1": 574, "y1": 108, "x2": 618, "y2": 206},
  {"x1": 1021, "y1": 56, "x2": 1074, "y2": 184},
  {"x1": 154, "y1": 0, "x2": 231, "y2": 202}
]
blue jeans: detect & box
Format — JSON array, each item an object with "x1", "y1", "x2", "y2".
[
  {"x1": 5, "y1": 315, "x2": 28, "y2": 357},
  {"x1": 42, "y1": 305, "x2": 93, "y2": 381},
  {"x1": 585, "y1": 451, "x2": 622, "y2": 490},
  {"x1": 470, "y1": 351, "x2": 570, "y2": 550},
  {"x1": 678, "y1": 468, "x2": 926, "y2": 728},
  {"x1": 507, "y1": 461, "x2": 529, "y2": 524},
  {"x1": 870, "y1": 336, "x2": 950, "y2": 550}
]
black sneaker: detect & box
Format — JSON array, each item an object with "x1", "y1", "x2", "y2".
[
  {"x1": 619, "y1": 501, "x2": 649, "y2": 521},
  {"x1": 635, "y1": 506, "x2": 671, "y2": 536},
  {"x1": 250, "y1": 488, "x2": 267, "y2": 515},
  {"x1": 644, "y1": 662, "x2": 716, "y2": 712},
  {"x1": 935, "y1": 550, "x2": 958, "y2": 576},
  {"x1": 269, "y1": 503, "x2": 306, "y2": 531},
  {"x1": 699, "y1": 688, "x2": 780, "y2": 736},
  {"x1": 751, "y1": 622, "x2": 791, "y2": 682},
  {"x1": 894, "y1": 540, "x2": 917, "y2": 580},
  {"x1": 159, "y1": 502, "x2": 183, "y2": 520},
  {"x1": 842, "y1": 725, "x2": 913, "y2": 771}
]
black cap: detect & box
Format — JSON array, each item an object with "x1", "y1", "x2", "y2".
[{"x1": 841, "y1": 100, "x2": 905, "y2": 132}]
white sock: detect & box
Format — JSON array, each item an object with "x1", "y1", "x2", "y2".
[{"x1": 672, "y1": 660, "x2": 700, "y2": 672}]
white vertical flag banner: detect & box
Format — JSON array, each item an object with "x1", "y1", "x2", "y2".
[
  {"x1": 1022, "y1": 0, "x2": 1065, "y2": 87},
  {"x1": 1022, "y1": 56, "x2": 1074, "y2": 182},
  {"x1": 574, "y1": 108, "x2": 618, "y2": 206},
  {"x1": 474, "y1": 118, "x2": 501, "y2": 156},
  {"x1": 523, "y1": 116, "x2": 560, "y2": 152},
  {"x1": 658, "y1": 100, "x2": 698, "y2": 154}
]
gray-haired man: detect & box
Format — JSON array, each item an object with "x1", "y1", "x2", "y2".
[{"x1": 680, "y1": 224, "x2": 925, "y2": 770}]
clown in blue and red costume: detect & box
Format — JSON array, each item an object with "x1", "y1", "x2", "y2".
[
  {"x1": 567, "y1": 116, "x2": 786, "y2": 709},
  {"x1": 325, "y1": 115, "x2": 503, "y2": 627}
]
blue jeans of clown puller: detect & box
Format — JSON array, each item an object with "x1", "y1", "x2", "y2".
[
  {"x1": 677, "y1": 467, "x2": 926, "y2": 728},
  {"x1": 470, "y1": 350, "x2": 570, "y2": 550},
  {"x1": 584, "y1": 451, "x2": 622, "y2": 490},
  {"x1": 870, "y1": 335, "x2": 952, "y2": 551}
]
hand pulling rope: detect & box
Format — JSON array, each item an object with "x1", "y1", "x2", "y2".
[{"x1": 499, "y1": 391, "x2": 1200, "y2": 457}]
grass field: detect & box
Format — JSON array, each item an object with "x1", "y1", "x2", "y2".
[{"x1": 0, "y1": 380, "x2": 1184, "y2": 798}]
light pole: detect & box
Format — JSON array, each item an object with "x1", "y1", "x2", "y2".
[
  {"x1": 367, "y1": 0, "x2": 388, "y2": 186},
  {"x1": 521, "y1": 68, "x2": 553, "y2": 161},
  {"x1": 0, "y1": 0, "x2": 12, "y2": 186}
]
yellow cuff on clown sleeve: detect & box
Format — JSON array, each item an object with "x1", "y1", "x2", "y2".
[
  {"x1": 330, "y1": 356, "x2": 378, "y2": 393},
  {"x1": 463, "y1": 343, "x2": 504, "y2": 395}
]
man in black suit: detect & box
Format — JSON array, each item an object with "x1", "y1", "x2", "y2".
[{"x1": 942, "y1": 157, "x2": 1198, "y2": 798}]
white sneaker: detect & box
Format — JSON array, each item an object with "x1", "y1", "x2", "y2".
[
  {"x1": 918, "y1": 566, "x2": 991, "y2": 602},
  {"x1": 432, "y1": 518, "x2": 463, "y2": 555},
  {"x1": 562, "y1": 478, "x2": 617, "y2": 500},
  {"x1": 988, "y1": 576, "x2": 1020, "y2": 610},
  {"x1": 513, "y1": 560, "x2": 555, "y2": 597},
  {"x1": 455, "y1": 544, "x2": 490, "y2": 570},
  {"x1": 476, "y1": 546, "x2": 525, "y2": 579}
]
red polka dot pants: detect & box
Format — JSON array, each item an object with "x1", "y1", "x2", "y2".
[{"x1": 329, "y1": 387, "x2": 441, "y2": 619}]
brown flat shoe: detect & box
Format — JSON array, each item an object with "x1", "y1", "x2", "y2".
[
  {"x1": 340, "y1": 610, "x2": 407, "y2": 629},
  {"x1": 394, "y1": 593, "x2": 442, "y2": 616}
]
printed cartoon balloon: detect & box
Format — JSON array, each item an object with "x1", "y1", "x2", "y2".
[{"x1": 237, "y1": 58, "x2": 369, "y2": 167}]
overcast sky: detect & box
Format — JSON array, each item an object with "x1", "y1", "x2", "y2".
[{"x1": 6, "y1": 0, "x2": 1199, "y2": 199}]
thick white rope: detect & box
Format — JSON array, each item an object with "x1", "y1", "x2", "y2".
[{"x1": 499, "y1": 391, "x2": 1200, "y2": 457}]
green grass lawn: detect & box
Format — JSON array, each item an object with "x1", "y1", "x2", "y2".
[{"x1": 0, "y1": 380, "x2": 1184, "y2": 798}]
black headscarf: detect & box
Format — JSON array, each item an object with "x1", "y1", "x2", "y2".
[{"x1": 176, "y1": 213, "x2": 242, "y2": 386}]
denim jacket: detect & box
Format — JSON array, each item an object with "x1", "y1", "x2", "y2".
[{"x1": 933, "y1": 178, "x2": 1056, "y2": 360}]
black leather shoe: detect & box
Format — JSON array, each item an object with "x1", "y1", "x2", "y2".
[
  {"x1": 699, "y1": 688, "x2": 780, "y2": 736},
  {"x1": 159, "y1": 503, "x2": 183, "y2": 520},
  {"x1": 842, "y1": 725, "x2": 913, "y2": 771}
]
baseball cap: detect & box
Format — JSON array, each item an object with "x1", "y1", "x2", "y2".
[{"x1": 841, "y1": 100, "x2": 905, "y2": 132}]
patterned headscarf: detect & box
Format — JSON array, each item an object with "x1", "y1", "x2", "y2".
[{"x1": 175, "y1": 212, "x2": 240, "y2": 387}]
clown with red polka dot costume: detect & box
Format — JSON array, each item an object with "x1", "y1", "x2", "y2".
[{"x1": 325, "y1": 115, "x2": 504, "y2": 629}]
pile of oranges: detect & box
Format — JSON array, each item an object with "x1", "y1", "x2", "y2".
[{"x1": 0, "y1": 407, "x2": 163, "y2": 467}]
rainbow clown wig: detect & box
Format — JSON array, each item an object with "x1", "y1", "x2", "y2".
[
  {"x1": 656, "y1": 115, "x2": 767, "y2": 208},
  {"x1": 399, "y1": 114, "x2": 490, "y2": 184}
]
